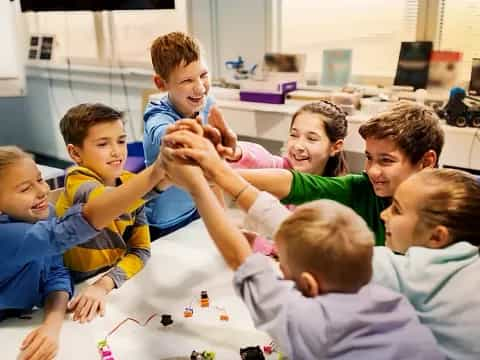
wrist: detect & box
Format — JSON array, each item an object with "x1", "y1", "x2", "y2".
[{"x1": 94, "y1": 276, "x2": 115, "y2": 294}]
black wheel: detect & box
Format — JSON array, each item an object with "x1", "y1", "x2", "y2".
[
  {"x1": 471, "y1": 117, "x2": 480, "y2": 128},
  {"x1": 455, "y1": 116, "x2": 467, "y2": 127}
]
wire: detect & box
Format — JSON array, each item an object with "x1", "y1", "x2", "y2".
[
  {"x1": 105, "y1": 313, "x2": 158, "y2": 339},
  {"x1": 468, "y1": 128, "x2": 480, "y2": 169}
]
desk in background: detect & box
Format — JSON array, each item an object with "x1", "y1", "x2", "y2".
[
  {"x1": 38, "y1": 164, "x2": 65, "y2": 189},
  {"x1": 1, "y1": 219, "x2": 275, "y2": 360}
]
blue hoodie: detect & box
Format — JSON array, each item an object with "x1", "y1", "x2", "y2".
[
  {"x1": 0, "y1": 204, "x2": 98, "y2": 312},
  {"x1": 143, "y1": 94, "x2": 214, "y2": 230}
]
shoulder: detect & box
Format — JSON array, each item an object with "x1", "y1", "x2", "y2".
[{"x1": 144, "y1": 96, "x2": 179, "y2": 125}]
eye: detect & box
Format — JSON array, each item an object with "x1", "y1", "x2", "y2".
[
  {"x1": 307, "y1": 136, "x2": 319, "y2": 142},
  {"x1": 37, "y1": 177, "x2": 45, "y2": 184},
  {"x1": 118, "y1": 139, "x2": 127, "y2": 144},
  {"x1": 20, "y1": 185, "x2": 32, "y2": 193},
  {"x1": 97, "y1": 143, "x2": 107, "y2": 147},
  {"x1": 289, "y1": 132, "x2": 299, "y2": 138},
  {"x1": 380, "y1": 158, "x2": 394, "y2": 165},
  {"x1": 391, "y1": 204, "x2": 400, "y2": 215},
  {"x1": 181, "y1": 79, "x2": 193, "y2": 84},
  {"x1": 200, "y1": 72, "x2": 209, "y2": 79}
]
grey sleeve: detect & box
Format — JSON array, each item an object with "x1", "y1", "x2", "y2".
[{"x1": 233, "y1": 254, "x2": 328, "y2": 359}]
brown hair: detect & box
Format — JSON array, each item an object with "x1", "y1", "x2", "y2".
[
  {"x1": 0, "y1": 146, "x2": 32, "y2": 177},
  {"x1": 290, "y1": 101, "x2": 349, "y2": 176},
  {"x1": 275, "y1": 199, "x2": 374, "y2": 293},
  {"x1": 59, "y1": 103, "x2": 124, "y2": 146},
  {"x1": 358, "y1": 101, "x2": 444, "y2": 165},
  {"x1": 413, "y1": 168, "x2": 480, "y2": 247},
  {"x1": 150, "y1": 32, "x2": 201, "y2": 81}
]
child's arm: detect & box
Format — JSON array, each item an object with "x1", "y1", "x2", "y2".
[
  {"x1": 161, "y1": 149, "x2": 251, "y2": 270},
  {"x1": 68, "y1": 211, "x2": 151, "y2": 323},
  {"x1": 228, "y1": 141, "x2": 288, "y2": 169},
  {"x1": 18, "y1": 290, "x2": 69, "y2": 360},
  {"x1": 81, "y1": 160, "x2": 165, "y2": 230}
]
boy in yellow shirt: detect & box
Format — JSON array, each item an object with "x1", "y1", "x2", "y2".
[{"x1": 56, "y1": 103, "x2": 167, "y2": 323}]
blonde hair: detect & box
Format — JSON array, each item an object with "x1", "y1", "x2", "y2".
[
  {"x1": 0, "y1": 146, "x2": 32, "y2": 177},
  {"x1": 413, "y1": 168, "x2": 480, "y2": 246},
  {"x1": 150, "y1": 32, "x2": 201, "y2": 81},
  {"x1": 275, "y1": 200, "x2": 374, "y2": 292},
  {"x1": 359, "y1": 101, "x2": 444, "y2": 165}
]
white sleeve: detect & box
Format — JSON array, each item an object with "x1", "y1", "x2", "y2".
[{"x1": 244, "y1": 191, "x2": 292, "y2": 238}]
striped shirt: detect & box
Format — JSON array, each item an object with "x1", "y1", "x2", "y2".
[{"x1": 56, "y1": 166, "x2": 157, "y2": 287}]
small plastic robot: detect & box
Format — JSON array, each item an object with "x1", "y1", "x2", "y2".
[
  {"x1": 200, "y1": 290, "x2": 209, "y2": 307},
  {"x1": 160, "y1": 314, "x2": 173, "y2": 326},
  {"x1": 184, "y1": 306, "x2": 194, "y2": 318},
  {"x1": 97, "y1": 339, "x2": 115, "y2": 360},
  {"x1": 190, "y1": 350, "x2": 216, "y2": 360},
  {"x1": 240, "y1": 345, "x2": 265, "y2": 360}
]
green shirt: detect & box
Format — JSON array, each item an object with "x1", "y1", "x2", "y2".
[{"x1": 282, "y1": 171, "x2": 390, "y2": 246}]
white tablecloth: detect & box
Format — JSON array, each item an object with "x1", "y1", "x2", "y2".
[{"x1": 1, "y1": 219, "x2": 273, "y2": 359}]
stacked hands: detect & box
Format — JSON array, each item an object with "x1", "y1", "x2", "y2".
[{"x1": 161, "y1": 107, "x2": 238, "y2": 191}]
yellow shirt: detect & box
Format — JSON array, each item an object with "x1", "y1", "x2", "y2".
[{"x1": 56, "y1": 166, "x2": 155, "y2": 287}]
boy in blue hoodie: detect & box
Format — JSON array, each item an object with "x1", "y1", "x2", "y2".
[{"x1": 143, "y1": 31, "x2": 225, "y2": 239}]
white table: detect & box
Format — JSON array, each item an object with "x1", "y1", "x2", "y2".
[{"x1": 0, "y1": 220, "x2": 274, "y2": 360}]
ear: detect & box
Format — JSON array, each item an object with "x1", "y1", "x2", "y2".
[
  {"x1": 419, "y1": 149, "x2": 437, "y2": 169},
  {"x1": 67, "y1": 144, "x2": 83, "y2": 164},
  {"x1": 427, "y1": 225, "x2": 451, "y2": 249},
  {"x1": 153, "y1": 74, "x2": 167, "y2": 91},
  {"x1": 298, "y1": 272, "x2": 322, "y2": 297},
  {"x1": 329, "y1": 139, "x2": 344, "y2": 157}
]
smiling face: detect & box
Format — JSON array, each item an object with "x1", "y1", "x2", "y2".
[
  {"x1": 0, "y1": 157, "x2": 50, "y2": 223},
  {"x1": 69, "y1": 119, "x2": 127, "y2": 186},
  {"x1": 158, "y1": 59, "x2": 210, "y2": 118},
  {"x1": 380, "y1": 176, "x2": 432, "y2": 253},
  {"x1": 364, "y1": 137, "x2": 423, "y2": 198},
  {"x1": 286, "y1": 112, "x2": 340, "y2": 174}
]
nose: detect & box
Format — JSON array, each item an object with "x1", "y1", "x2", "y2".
[
  {"x1": 292, "y1": 139, "x2": 306, "y2": 151},
  {"x1": 380, "y1": 207, "x2": 389, "y2": 222},
  {"x1": 111, "y1": 143, "x2": 121, "y2": 157},
  {"x1": 367, "y1": 162, "x2": 382, "y2": 178},
  {"x1": 193, "y1": 78, "x2": 206, "y2": 94},
  {"x1": 35, "y1": 181, "x2": 49, "y2": 199}
]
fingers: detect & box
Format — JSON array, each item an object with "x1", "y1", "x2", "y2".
[
  {"x1": 19, "y1": 333, "x2": 46, "y2": 360},
  {"x1": 203, "y1": 124, "x2": 222, "y2": 146},
  {"x1": 20, "y1": 330, "x2": 37, "y2": 350},
  {"x1": 164, "y1": 130, "x2": 203, "y2": 150},
  {"x1": 67, "y1": 295, "x2": 80, "y2": 311},
  {"x1": 166, "y1": 119, "x2": 204, "y2": 136}
]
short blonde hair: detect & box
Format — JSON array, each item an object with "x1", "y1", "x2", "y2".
[
  {"x1": 275, "y1": 200, "x2": 374, "y2": 293},
  {"x1": 412, "y1": 168, "x2": 480, "y2": 246},
  {"x1": 0, "y1": 146, "x2": 31, "y2": 177},
  {"x1": 150, "y1": 31, "x2": 201, "y2": 81}
]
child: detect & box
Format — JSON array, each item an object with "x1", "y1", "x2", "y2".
[
  {"x1": 226, "y1": 100, "x2": 348, "y2": 255},
  {"x1": 160, "y1": 133, "x2": 444, "y2": 360},
  {"x1": 0, "y1": 145, "x2": 165, "y2": 359},
  {"x1": 56, "y1": 103, "x2": 167, "y2": 323},
  {"x1": 225, "y1": 101, "x2": 445, "y2": 245},
  {"x1": 228, "y1": 100, "x2": 348, "y2": 176},
  {"x1": 143, "y1": 31, "x2": 234, "y2": 239},
  {"x1": 372, "y1": 168, "x2": 480, "y2": 359}
]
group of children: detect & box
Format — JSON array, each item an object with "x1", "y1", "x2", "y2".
[{"x1": 0, "y1": 30, "x2": 479, "y2": 360}]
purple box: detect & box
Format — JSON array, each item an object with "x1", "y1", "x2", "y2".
[
  {"x1": 239, "y1": 91, "x2": 285, "y2": 104},
  {"x1": 239, "y1": 81, "x2": 297, "y2": 104}
]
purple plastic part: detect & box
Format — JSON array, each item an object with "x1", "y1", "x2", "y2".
[{"x1": 239, "y1": 91, "x2": 285, "y2": 104}]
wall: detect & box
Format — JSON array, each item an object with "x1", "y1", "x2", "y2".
[{"x1": 0, "y1": 1, "x2": 269, "y2": 159}]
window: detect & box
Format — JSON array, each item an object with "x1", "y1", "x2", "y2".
[
  {"x1": 436, "y1": 0, "x2": 480, "y2": 81},
  {"x1": 281, "y1": 0, "x2": 418, "y2": 79},
  {"x1": 112, "y1": 1, "x2": 188, "y2": 64},
  {"x1": 23, "y1": 0, "x2": 188, "y2": 66}
]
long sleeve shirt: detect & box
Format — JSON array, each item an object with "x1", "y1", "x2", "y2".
[
  {"x1": 56, "y1": 166, "x2": 157, "y2": 287},
  {"x1": 373, "y1": 244, "x2": 480, "y2": 359},
  {"x1": 283, "y1": 171, "x2": 389, "y2": 245},
  {"x1": 234, "y1": 254, "x2": 443, "y2": 360},
  {"x1": 0, "y1": 204, "x2": 99, "y2": 311}
]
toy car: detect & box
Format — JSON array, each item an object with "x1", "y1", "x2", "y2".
[{"x1": 240, "y1": 345, "x2": 265, "y2": 360}]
